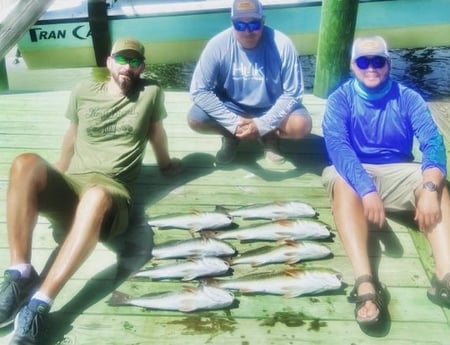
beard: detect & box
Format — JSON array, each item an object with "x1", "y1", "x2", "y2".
[{"x1": 112, "y1": 71, "x2": 137, "y2": 93}]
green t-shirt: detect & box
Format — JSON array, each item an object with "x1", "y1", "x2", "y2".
[{"x1": 65, "y1": 78, "x2": 167, "y2": 188}]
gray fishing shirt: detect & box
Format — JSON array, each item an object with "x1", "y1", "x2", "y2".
[{"x1": 190, "y1": 26, "x2": 304, "y2": 136}]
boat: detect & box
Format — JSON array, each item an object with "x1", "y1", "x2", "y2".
[{"x1": 11, "y1": 0, "x2": 450, "y2": 68}]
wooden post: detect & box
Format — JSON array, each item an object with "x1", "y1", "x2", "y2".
[
  {"x1": 0, "y1": 0, "x2": 55, "y2": 61},
  {"x1": 0, "y1": 57, "x2": 8, "y2": 91},
  {"x1": 88, "y1": 0, "x2": 112, "y2": 67},
  {"x1": 313, "y1": 0, "x2": 359, "y2": 98}
]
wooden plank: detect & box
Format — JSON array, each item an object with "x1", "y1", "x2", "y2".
[
  {"x1": 36, "y1": 273, "x2": 444, "y2": 324},
  {"x1": 1, "y1": 90, "x2": 450, "y2": 345},
  {"x1": 0, "y1": 244, "x2": 432, "y2": 288},
  {"x1": 429, "y1": 99, "x2": 450, "y2": 142},
  {"x1": 2, "y1": 314, "x2": 449, "y2": 345}
]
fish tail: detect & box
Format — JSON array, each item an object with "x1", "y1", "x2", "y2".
[
  {"x1": 200, "y1": 277, "x2": 220, "y2": 287},
  {"x1": 108, "y1": 290, "x2": 131, "y2": 306},
  {"x1": 130, "y1": 271, "x2": 145, "y2": 279},
  {"x1": 214, "y1": 205, "x2": 230, "y2": 215}
]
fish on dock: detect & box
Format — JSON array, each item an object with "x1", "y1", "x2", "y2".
[
  {"x1": 216, "y1": 201, "x2": 318, "y2": 220},
  {"x1": 210, "y1": 268, "x2": 342, "y2": 298},
  {"x1": 151, "y1": 237, "x2": 237, "y2": 259},
  {"x1": 148, "y1": 211, "x2": 233, "y2": 232},
  {"x1": 108, "y1": 285, "x2": 235, "y2": 312},
  {"x1": 132, "y1": 257, "x2": 231, "y2": 281},
  {"x1": 231, "y1": 240, "x2": 332, "y2": 267},
  {"x1": 210, "y1": 219, "x2": 331, "y2": 242}
]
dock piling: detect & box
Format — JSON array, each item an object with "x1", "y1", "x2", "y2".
[
  {"x1": 0, "y1": 58, "x2": 8, "y2": 91},
  {"x1": 313, "y1": 0, "x2": 359, "y2": 98}
]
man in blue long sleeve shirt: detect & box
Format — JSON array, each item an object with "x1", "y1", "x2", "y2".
[
  {"x1": 322, "y1": 36, "x2": 450, "y2": 329},
  {"x1": 187, "y1": 0, "x2": 312, "y2": 165}
]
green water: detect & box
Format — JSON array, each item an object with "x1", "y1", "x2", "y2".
[
  {"x1": 3, "y1": 46, "x2": 450, "y2": 100},
  {"x1": 4, "y1": 57, "x2": 193, "y2": 92}
]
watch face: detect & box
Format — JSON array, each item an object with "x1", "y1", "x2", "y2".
[{"x1": 423, "y1": 181, "x2": 437, "y2": 191}]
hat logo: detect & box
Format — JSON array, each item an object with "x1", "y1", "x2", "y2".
[
  {"x1": 237, "y1": 3, "x2": 256, "y2": 10},
  {"x1": 362, "y1": 41, "x2": 379, "y2": 50}
]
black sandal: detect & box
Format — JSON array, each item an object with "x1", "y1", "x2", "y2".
[
  {"x1": 348, "y1": 275, "x2": 385, "y2": 326},
  {"x1": 427, "y1": 273, "x2": 450, "y2": 308}
]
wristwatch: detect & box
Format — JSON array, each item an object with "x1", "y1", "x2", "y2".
[{"x1": 422, "y1": 181, "x2": 438, "y2": 192}]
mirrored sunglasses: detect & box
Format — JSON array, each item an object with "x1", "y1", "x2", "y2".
[
  {"x1": 232, "y1": 20, "x2": 262, "y2": 32},
  {"x1": 355, "y1": 56, "x2": 388, "y2": 70},
  {"x1": 112, "y1": 54, "x2": 143, "y2": 68}
]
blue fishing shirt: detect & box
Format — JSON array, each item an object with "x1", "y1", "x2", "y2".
[
  {"x1": 322, "y1": 78, "x2": 447, "y2": 197},
  {"x1": 190, "y1": 26, "x2": 304, "y2": 136}
]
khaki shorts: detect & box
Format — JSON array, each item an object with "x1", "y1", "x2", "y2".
[
  {"x1": 38, "y1": 167, "x2": 131, "y2": 242},
  {"x1": 321, "y1": 163, "x2": 422, "y2": 212}
]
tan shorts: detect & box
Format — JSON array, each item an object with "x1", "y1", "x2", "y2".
[
  {"x1": 38, "y1": 167, "x2": 131, "y2": 242},
  {"x1": 321, "y1": 163, "x2": 422, "y2": 212}
]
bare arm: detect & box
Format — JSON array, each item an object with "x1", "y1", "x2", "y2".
[
  {"x1": 361, "y1": 191, "x2": 386, "y2": 229},
  {"x1": 54, "y1": 122, "x2": 77, "y2": 172},
  {"x1": 148, "y1": 120, "x2": 182, "y2": 175},
  {"x1": 415, "y1": 167, "x2": 446, "y2": 231}
]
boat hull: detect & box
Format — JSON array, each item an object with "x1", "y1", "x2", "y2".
[{"x1": 16, "y1": 0, "x2": 450, "y2": 68}]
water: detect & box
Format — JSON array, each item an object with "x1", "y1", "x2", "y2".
[
  {"x1": 4, "y1": 46, "x2": 450, "y2": 101},
  {"x1": 151, "y1": 46, "x2": 450, "y2": 101}
]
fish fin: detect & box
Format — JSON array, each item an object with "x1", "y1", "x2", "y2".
[
  {"x1": 199, "y1": 278, "x2": 219, "y2": 287},
  {"x1": 282, "y1": 289, "x2": 301, "y2": 298},
  {"x1": 285, "y1": 257, "x2": 300, "y2": 265},
  {"x1": 276, "y1": 239, "x2": 298, "y2": 246},
  {"x1": 181, "y1": 271, "x2": 198, "y2": 281},
  {"x1": 250, "y1": 262, "x2": 264, "y2": 267},
  {"x1": 240, "y1": 288, "x2": 257, "y2": 294},
  {"x1": 284, "y1": 268, "x2": 299, "y2": 277},
  {"x1": 191, "y1": 225, "x2": 204, "y2": 233},
  {"x1": 271, "y1": 216, "x2": 288, "y2": 221},
  {"x1": 181, "y1": 284, "x2": 198, "y2": 292},
  {"x1": 274, "y1": 232, "x2": 295, "y2": 240},
  {"x1": 275, "y1": 219, "x2": 293, "y2": 227},
  {"x1": 215, "y1": 205, "x2": 230, "y2": 215},
  {"x1": 179, "y1": 300, "x2": 197, "y2": 312},
  {"x1": 181, "y1": 276, "x2": 196, "y2": 281},
  {"x1": 108, "y1": 290, "x2": 130, "y2": 306}
]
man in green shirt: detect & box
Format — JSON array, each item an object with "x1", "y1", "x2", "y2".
[{"x1": 0, "y1": 38, "x2": 181, "y2": 345}]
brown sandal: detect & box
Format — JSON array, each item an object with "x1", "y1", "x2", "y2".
[
  {"x1": 348, "y1": 275, "x2": 385, "y2": 325},
  {"x1": 427, "y1": 273, "x2": 450, "y2": 308}
]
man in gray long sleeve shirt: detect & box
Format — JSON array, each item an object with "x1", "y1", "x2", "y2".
[{"x1": 187, "y1": 0, "x2": 312, "y2": 165}]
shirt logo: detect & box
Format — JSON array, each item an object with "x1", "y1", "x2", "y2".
[{"x1": 232, "y1": 62, "x2": 264, "y2": 81}]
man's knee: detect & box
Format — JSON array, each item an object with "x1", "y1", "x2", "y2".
[
  {"x1": 187, "y1": 104, "x2": 208, "y2": 130},
  {"x1": 10, "y1": 153, "x2": 48, "y2": 179},
  {"x1": 187, "y1": 116, "x2": 201, "y2": 131},
  {"x1": 81, "y1": 186, "x2": 113, "y2": 210},
  {"x1": 282, "y1": 112, "x2": 312, "y2": 139}
]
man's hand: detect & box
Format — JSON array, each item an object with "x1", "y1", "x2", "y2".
[
  {"x1": 362, "y1": 191, "x2": 385, "y2": 228},
  {"x1": 160, "y1": 158, "x2": 183, "y2": 176},
  {"x1": 414, "y1": 189, "x2": 441, "y2": 231},
  {"x1": 235, "y1": 118, "x2": 259, "y2": 140}
]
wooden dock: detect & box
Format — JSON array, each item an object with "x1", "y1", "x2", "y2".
[{"x1": 0, "y1": 89, "x2": 449, "y2": 344}]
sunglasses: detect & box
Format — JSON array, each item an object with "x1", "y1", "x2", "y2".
[
  {"x1": 232, "y1": 20, "x2": 262, "y2": 32},
  {"x1": 112, "y1": 54, "x2": 144, "y2": 68},
  {"x1": 355, "y1": 56, "x2": 388, "y2": 70}
]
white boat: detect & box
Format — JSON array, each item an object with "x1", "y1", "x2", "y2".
[{"x1": 11, "y1": 0, "x2": 450, "y2": 68}]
